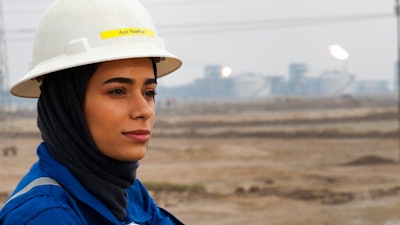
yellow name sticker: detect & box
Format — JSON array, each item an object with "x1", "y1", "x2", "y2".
[{"x1": 100, "y1": 28, "x2": 155, "y2": 40}]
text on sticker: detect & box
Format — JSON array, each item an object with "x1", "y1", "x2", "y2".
[{"x1": 100, "y1": 28, "x2": 155, "y2": 40}]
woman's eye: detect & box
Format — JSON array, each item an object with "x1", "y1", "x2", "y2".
[
  {"x1": 144, "y1": 90, "x2": 157, "y2": 98},
  {"x1": 109, "y1": 88, "x2": 126, "y2": 96}
]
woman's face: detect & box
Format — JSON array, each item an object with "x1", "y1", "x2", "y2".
[{"x1": 84, "y1": 58, "x2": 156, "y2": 162}]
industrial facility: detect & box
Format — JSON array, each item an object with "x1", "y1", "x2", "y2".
[{"x1": 157, "y1": 63, "x2": 393, "y2": 102}]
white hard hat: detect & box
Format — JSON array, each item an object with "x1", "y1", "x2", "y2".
[{"x1": 11, "y1": 0, "x2": 182, "y2": 98}]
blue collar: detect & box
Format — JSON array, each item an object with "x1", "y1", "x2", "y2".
[{"x1": 37, "y1": 142, "x2": 122, "y2": 223}]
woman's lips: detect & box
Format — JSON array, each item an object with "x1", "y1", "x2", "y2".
[{"x1": 122, "y1": 130, "x2": 150, "y2": 142}]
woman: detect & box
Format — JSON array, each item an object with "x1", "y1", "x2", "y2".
[{"x1": 0, "y1": 0, "x2": 183, "y2": 224}]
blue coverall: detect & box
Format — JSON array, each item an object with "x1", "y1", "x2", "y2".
[{"x1": 0, "y1": 142, "x2": 183, "y2": 225}]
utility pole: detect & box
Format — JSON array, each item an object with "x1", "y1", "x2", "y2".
[
  {"x1": 0, "y1": 0, "x2": 13, "y2": 153},
  {"x1": 0, "y1": 0, "x2": 8, "y2": 96},
  {"x1": 396, "y1": 0, "x2": 400, "y2": 162}
]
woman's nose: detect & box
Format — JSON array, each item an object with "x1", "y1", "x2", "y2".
[{"x1": 129, "y1": 94, "x2": 154, "y2": 119}]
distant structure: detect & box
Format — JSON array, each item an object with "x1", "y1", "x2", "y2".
[
  {"x1": 197, "y1": 65, "x2": 235, "y2": 99},
  {"x1": 158, "y1": 65, "x2": 235, "y2": 101},
  {"x1": 234, "y1": 73, "x2": 270, "y2": 99},
  {"x1": 310, "y1": 70, "x2": 356, "y2": 96},
  {"x1": 288, "y1": 63, "x2": 308, "y2": 95},
  {"x1": 144, "y1": 62, "x2": 393, "y2": 102},
  {"x1": 0, "y1": 0, "x2": 16, "y2": 155},
  {"x1": 0, "y1": 1, "x2": 9, "y2": 100}
]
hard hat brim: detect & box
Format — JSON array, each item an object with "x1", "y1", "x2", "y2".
[{"x1": 10, "y1": 43, "x2": 182, "y2": 98}]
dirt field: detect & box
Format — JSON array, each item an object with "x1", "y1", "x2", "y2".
[{"x1": 1, "y1": 97, "x2": 400, "y2": 225}]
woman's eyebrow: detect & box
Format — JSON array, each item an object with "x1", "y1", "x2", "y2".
[
  {"x1": 103, "y1": 77, "x2": 134, "y2": 85},
  {"x1": 145, "y1": 78, "x2": 157, "y2": 85}
]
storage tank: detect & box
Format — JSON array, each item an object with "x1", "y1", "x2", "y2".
[
  {"x1": 318, "y1": 70, "x2": 355, "y2": 96},
  {"x1": 234, "y1": 73, "x2": 270, "y2": 99}
]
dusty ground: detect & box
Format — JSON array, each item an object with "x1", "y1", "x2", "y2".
[
  {"x1": 1, "y1": 137, "x2": 400, "y2": 225},
  {"x1": 146, "y1": 138, "x2": 400, "y2": 225},
  {"x1": 1, "y1": 97, "x2": 400, "y2": 225}
]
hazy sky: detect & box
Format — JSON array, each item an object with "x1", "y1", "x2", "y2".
[{"x1": 2, "y1": 0, "x2": 397, "y2": 88}]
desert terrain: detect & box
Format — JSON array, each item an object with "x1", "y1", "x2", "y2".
[{"x1": 1, "y1": 96, "x2": 400, "y2": 225}]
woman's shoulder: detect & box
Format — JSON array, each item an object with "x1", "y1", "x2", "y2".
[
  {"x1": 0, "y1": 183, "x2": 85, "y2": 225},
  {"x1": 126, "y1": 179, "x2": 185, "y2": 225}
]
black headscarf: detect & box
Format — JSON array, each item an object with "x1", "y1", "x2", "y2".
[{"x1": 37, "y1": 63, "x2": 140, "y2": 220}]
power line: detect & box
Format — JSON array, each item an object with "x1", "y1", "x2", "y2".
[
  {"x1": 157, "y1": 12, "x2": 394, "y2": 35},
  {"x1": 160, "y1": 12, "x2": 392, "y2": 29},
  {"x1": 3, "y1": 12, "x2": 394, "y2": 40}
]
